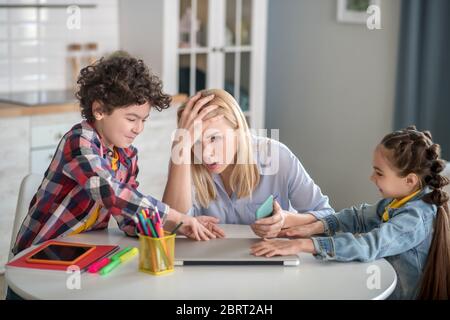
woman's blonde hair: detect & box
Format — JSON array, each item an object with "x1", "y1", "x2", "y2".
[{"x1": 177, "y1": 89, "x2": 260, "y2": 208}]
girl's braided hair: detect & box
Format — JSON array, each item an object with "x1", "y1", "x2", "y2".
[{"x1": 381, "y1": 125, "x2": 449, "y2": 299}]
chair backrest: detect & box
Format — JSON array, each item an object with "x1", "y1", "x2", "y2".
[{"x1": 8, "y1": 173, "x2": 43, "y2": 261}]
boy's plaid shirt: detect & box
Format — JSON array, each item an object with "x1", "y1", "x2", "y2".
[{"x1": 12, "y1": 120, "x2": 169, "y2": 255}]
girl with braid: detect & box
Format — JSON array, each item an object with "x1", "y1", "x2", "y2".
[{"x1": 251, "y1": 126, "x2": 450, "y2": 299}]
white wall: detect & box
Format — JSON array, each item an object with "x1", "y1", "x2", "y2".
[
  {"x1": 118, "y1": 0, "x2": 164, "y2": 77},
  {"x1": 0, "y1": 0, "x2": 120, "y2": 93},
  {"x1": 265, "y1": 0, "x2": 402, "y2": 210}
]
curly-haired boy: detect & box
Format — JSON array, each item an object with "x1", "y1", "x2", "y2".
[{"x1": 12, "y1": 54, "x2": 219, "y2": 256}]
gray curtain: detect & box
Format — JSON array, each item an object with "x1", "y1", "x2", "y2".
[{"x1": 395, "y1": 0, "x2": 450, "y2": 160}]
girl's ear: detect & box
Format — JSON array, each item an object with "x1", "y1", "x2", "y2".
[
  {"x1": 405, "y1": 173, "x2": 420, "y2": 189},
  {"x1": 92, "y1": 101, "x2": 104, "y2": 120}
]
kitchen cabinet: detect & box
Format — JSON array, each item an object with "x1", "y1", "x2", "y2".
[
  {"x1": 132, "y1": 105, "x2": 179, "y2": 199},
  {"x1": 0, "y1": 116, "x2": 30, "y2": 273},
  {"x1": 30, "y1": 112, "x2": 82, "y2": 174},
  {"x1": 0, "y1": 112, "x2": 81, "y2": 273}
]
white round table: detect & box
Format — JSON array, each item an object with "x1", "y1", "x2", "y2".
[{"x1": 5, "y1": 225, "x2": 397, "y2": 300}]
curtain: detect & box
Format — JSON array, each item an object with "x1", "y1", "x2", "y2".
[{"x1": 395, "y1": 0, "x2": 450, "y2": 160}]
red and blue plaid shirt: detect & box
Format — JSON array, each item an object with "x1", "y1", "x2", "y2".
[{"x1": 12, "y1": 120, "x2": 169, "y2": 255}]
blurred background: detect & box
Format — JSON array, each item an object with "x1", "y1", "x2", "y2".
[{"x1": 0, "y1": 0, "x2": 449, "y2": 276}]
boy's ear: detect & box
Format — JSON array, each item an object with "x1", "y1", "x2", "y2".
[
  {"x1": 92, "y1": 101, "x2": 105, "y2": 120},
  {"x1": 405, "y1": 173, "x2": 420, "y2": 188}
]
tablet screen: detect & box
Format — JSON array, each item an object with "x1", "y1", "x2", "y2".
[{"x1": 29, "y1": 244, "x2": 93, "y2": 262}]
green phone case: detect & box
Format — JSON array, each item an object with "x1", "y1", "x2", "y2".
[{"x1": 255, "y1": 195, "x2": 274, "y2": 219}]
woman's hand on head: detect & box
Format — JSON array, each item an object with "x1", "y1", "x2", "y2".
[
  {"x1": 177, "y1": 92, "x2": 224, "y2": 147},
  {"x1": 194, "y1": 215, "x2": 226, "y2": 238},
  {"x1": 250, "y1": 200, "x2": 286, "y2": 238}
]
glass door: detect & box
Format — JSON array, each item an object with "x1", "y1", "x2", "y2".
[
  {"x1": 167, "y1": 0, "x2": 265, "y2": 129},
  {"x1": 224, "y1": 0, "x2": 252, "y2": 125},
  {"x1": 178, "y1": 0, "x2": 210, "y2": 96}
]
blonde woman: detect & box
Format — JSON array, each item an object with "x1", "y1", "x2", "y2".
[{"x1": 163, "y1": 89, "x2": 333, "y2": 238}]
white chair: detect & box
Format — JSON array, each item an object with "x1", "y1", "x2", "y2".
[
  {"x1": 7, "y1": 173, "x2": 43, "y2": 263},
  {"x1": 2, "y1": 174, "x2": 42, "y2": 299},
  {"x1": 6, "y1": 172, "x2": 121, "y2": 263}
]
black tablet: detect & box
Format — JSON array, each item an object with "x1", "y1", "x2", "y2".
[{"x1": 26, "y1": 242, "x2": 96, "y2": 265}]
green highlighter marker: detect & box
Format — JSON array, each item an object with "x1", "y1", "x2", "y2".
[
  {"x1": 110, "y1": 247, "x2": 132, "y2": 261},
  {"x1": 99, "y1": 259, "x2": 121, "y2": 276}
]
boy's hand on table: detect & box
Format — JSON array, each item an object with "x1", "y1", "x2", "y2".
[
  {"x1": 167, "y1": 209, "x2": 217, "y2": 241},
  {"x1": 250, "y1": 238, "x2": 316, "y2": 257},
  {"x1": 278, "y1": 221, "x2": 325, "y2": 238},
  {"x1": 250, "y1": 200, "x2": 286, "y2": 238},
  {"x1": 195, "y1": 216, "x2": 226, "y2": 238},
  {"x1": 178, "y1": 215, "x2": 217, "y2": 241}
]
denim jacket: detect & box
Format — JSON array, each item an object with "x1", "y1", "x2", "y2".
[{"x1": 312, "y1": 189, "x2": 436, "y2": 299}]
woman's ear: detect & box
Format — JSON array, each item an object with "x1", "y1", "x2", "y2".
[
  {"x1": 92, "y1": 101, "x2": 104, "y2": 120},
  {"x1": 405, "y1": 173, "x2": 420, "y2": 189}
]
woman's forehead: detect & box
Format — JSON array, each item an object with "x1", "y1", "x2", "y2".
[{"x1": 202, "y1": 117, "x2": 234, "y2": 132}]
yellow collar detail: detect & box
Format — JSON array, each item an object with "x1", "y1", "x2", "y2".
[{"x1": 382, "y1": 189, "x2": 422, "y2": 222}]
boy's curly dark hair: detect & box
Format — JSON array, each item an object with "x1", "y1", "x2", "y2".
[{"x1": 76, "y1": 53, "x2": 171, "y2": 122}]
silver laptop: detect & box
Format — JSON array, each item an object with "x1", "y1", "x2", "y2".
[{"x1": 174, "y1": 238, "x2": 300, "y2": 266}]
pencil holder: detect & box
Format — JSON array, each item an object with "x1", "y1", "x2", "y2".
[{"x1": 138, "y1": 232, "x2": 175, "y2": 275}]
